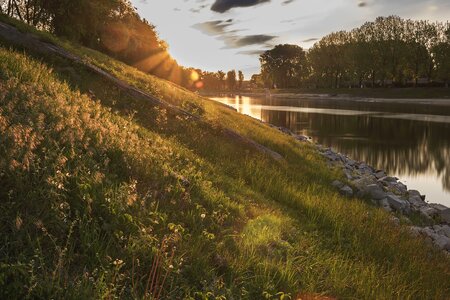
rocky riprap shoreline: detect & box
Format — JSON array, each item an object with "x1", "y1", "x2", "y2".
[{"x1": 268, "y1": 124, "x2": 450, "y2": 253}]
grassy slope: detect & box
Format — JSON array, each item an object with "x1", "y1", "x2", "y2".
[{"x1": 0, "y1": 18, "x2": 450, "y2": 299}]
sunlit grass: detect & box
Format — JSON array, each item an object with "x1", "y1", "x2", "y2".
[{"x1": 0, "y1": 17, "x2": 449, "y2": 299}]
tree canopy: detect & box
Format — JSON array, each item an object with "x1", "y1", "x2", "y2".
[{"x1": 258, "y1": 17, "x2": 450, "y2": 89}]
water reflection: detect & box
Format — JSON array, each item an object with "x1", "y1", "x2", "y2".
[{"x1": 211, "y1": 95, "x2": 450, "y2": 206}]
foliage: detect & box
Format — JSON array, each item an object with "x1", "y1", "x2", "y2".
[
  {"x1": 260, "y1": 44, "x2": 307, "y2": 88},
  {"x1": 257, "y1": 16, "x2": 450, "y2": 88}
]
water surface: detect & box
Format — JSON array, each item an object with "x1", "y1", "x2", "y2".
[{"x1": 210, "y1": 95, "x2": 450, "y2": 207}]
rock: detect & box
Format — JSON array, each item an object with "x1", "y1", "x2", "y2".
[
  {"x1": 375, "y1": 171, "x2": 387, "y2": 179},
  {"x1": 347, "y1": 159, "x2": 356, "y2": 166},
  {"x1": 352, "y1": 176, "x2": 377, "y2": 191},
  {"x1": 408, "y1": 195, "x2": 426, "y2": 208},
  {"x1": 365, "y1": 184, "x2": 387, "y2": 200},
  {"x1": 378, "y1": 176, "x2": 398, "y2": 183},
  {"x1": 379, "y1": 198, "x2": 392, "y2": 212},
  {"x1": 339, "y1": 185, "x2": 353, "y2": 197},
  {"x1": 433, "y1": 235, "x2": 450, "y2": 250},
  {"x1": 419, "y1": 206, "x2": 438, "y2": 219},
  {"x1": 295, "y1": 135, "x2": 309, "y2": 141},
  {"x1": 435, "y1": 225, "x2": 450, "y2": 238},
  {"x1": 408, "y1": 190, "x2": 421, "y2": 198},
  {"x1": 386, "y1": 194, "x2": 408, "y2": 212},
  {"x1": 396, "y1": 182, "x2": 407, "y2": 193},
  {"x1": 343, "y1": 169, "x2": 353, "y2": 180},
  {"x1": 332, "y1": 180, "x2": 344, "y2": 189},
  {"x1": 429, "y1": 204, "x2": 450, "y2": 223}
]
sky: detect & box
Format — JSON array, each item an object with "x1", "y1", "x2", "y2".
[{"x1": 132, "y1": 0, "x2": 450, "y2": 78}]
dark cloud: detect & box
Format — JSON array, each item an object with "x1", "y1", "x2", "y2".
[
  {"x1": 358, "y1": 1, "x2": 368, "y2": 7},
  {"x1": 221, "y1": 34, "x2": 277, "y2": 48},
  {"x1": 302, "y1": 38, "x2": 318, "y2": 42},
  {"x1": 211, "y1": 0, "x2": 270, "y2": 13},
  {"x1": 193, "y1": 20, "x2": 234, "y2": 35},
  {"x1": 190, "y1": 4, "x2": 208, "y2": 13},
  {"x1": 237, "y1": 49, "x2": 267, "y2": 55},
  {"x1": 233, "y1": 35, "x2": 276, "y2": 47},
  {"x1": 282, "y1": 0, "x2": 296, "y2": 5},
  {"x1": 194, "y1": 19, "x2": 276, "y2": 49}
]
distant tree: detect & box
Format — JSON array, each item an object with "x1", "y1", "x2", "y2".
[
  {"x1": 432, "y1": 23, "x2": 450, "y2": 87},
  {"x1": 217, "y1": 70, "x2": 226, "y2": 90},
  {"x1": 260, "y1": 44, "x2": 307, "y2": 88},
  {"x1": 226, "y1": 70, "x2": 237, "y2": 91},
  {"x1": 238, "y1": 70, "x2": 244, "y2": 89},
  {"x1": 250, "y1": 74, "x2": 264, "y2": 88}
]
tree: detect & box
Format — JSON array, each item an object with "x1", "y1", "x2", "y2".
[
  {"x1": 217, "y1": 70, "x2": 226, "y2": 90},
  {"x1": 238, "y1": 70, "x2": 244, "y2": 89},
  {"x1": 260, "y1": 44, "x2": 307, "y2": 88},
  {"x1": 432, "y1": 23, "x2": 450, "y2": 87},
  {"x1": 226, "y1": 70, "x2": 236, "y2": 91}
]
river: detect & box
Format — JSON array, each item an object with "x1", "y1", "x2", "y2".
[{"x1": 209, "y1": 94, "x2": 450, "y2": 207}]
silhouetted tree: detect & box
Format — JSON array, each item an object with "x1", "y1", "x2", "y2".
[
  {"x1": 226, "y1": 70, "x2": 236, "y2": 91},
  {"x1": 260, "y1": 44, "x2": 307, "y2": 88},
  {"x1": 238, "y1": 70, "x2": 244, "y2": 89}
]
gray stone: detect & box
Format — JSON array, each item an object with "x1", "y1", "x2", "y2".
[
  {"x1": 408, "y1": 190, "x2": 421, "y2": 198},
  {"x1": 436, "y1": 225, "x2": 450, "y2": 238},
  {"x1": 379, "y1": 176, "x2": 398, "y2": 183},
  {"x1": 379, "y1": 198, "x2": 392, "y2": 212},
  {"x1": 347, "y1": 159, "x2": 356, "y2": 166},
  {"x1": 352, "y1": 176, "x2": 377, "y2": 191},
  {"x1": 429, "y1": 204, "x2": 450, "y2": 223},
  {"x1": 433, "y1": 235, "x2": 450, "y2": 250},
  {"x1": 419, "y1": 206, "x2": 438, "y2": 219},
  {"x1": 339, "y1": 185, "x2": 353, "y2": 197},
  {"x1": 332, "y1": 180, "x2": 344, "y2": 189},
  {"x1": 365, "y1": 184, "x2": 387, "y2": 200},
  {"x1": 343, "y1": 169, "x2": 353, "y2": 180},
  {"x1": 375, "y1": 171, "x2": 387, "y2": 179},
  {"x1": 408, "y1": 195, "x2": 426, "y2": 208},
  {"x1": 386, "y1": 194, "x2": 408, "y2": 211}
]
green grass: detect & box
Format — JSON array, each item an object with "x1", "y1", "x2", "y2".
[{"x1": 0, "y1": 17, "x2": 450, "y2": 299}]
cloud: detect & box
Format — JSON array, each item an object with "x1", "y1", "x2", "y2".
[
  {"x1": 193, "y1": 20, "x2": 234, "y2": 35},
  {"x1": 282, "y1": 0, "x2": 296, "y2": 5},
  {"x1": 358, "y1": 1, "x2": 368, "y2": 7},
  {"x1": 221, "y1": 34, "x2": 277, "y2": 48},
  {"x1": 190, "y1": 4, "x2": 208, "y2": 13},
  {"x1": 302, "y1": 38, "x2": 318, "y2": 42},
  {"x1": 194, "y1": 19, "x2": 276, "y2": 49},
  {"x1": 233, "y1": 35, "x2": 276, "y2": 47},
  {"x1": 237, "y1": 49, "x2": 267, "y2": 55},
  {"x1": 211, "y1": 0, "x2": 270, "y2": 13}
]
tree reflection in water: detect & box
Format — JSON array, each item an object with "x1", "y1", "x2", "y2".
[
  {"x1": 261, "y1": 109, "x2": 450, "y2": 193},
  {"x1": 210, "y1": 95, "x2": 450, "y2": 202}
]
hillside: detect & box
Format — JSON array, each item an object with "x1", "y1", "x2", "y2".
[{"x1": 1, "y1": 17, "x2": 450, "y2": 299}]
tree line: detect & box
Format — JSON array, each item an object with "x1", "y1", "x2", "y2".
[
  {"x1": 259, "y1": 16, "x2": 450, "y2": 89},
  {"x1": 0, "y1": 0, "x2": 243, "y2": 91}
]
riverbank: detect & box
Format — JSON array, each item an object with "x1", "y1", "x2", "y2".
[
  {"x1": 1, "y1": 16, "x2": 450, "y2": 298},
  {"x1": 201, "y1": 87, "x2": 450, "y2": 100}
]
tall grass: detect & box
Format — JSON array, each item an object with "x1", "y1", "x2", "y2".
[{"x1": 0, "y1": 21, "x2": 449, "y2": 299}]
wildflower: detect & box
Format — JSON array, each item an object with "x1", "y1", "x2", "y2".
[
  {"x1": 200, "y1": 213, "x2": 206, "y2": 219},
  {"x1": 113, "y1": 259, "x2": 124, "y2": 266},
  {"x1": 15, "y1": 216, "x2": 23, "y2": 230}
]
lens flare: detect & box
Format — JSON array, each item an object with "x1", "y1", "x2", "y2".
[{"x1": 190, "y1": 70, "x2": 200, "y2": 82}]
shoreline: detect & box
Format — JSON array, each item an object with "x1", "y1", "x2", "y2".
[
  {"x1": 201, "y1": 91, "x2": 450, "y2": 106},
  {"x1": 267, "y1": 122, "x2": 450, "y2": 253}
]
